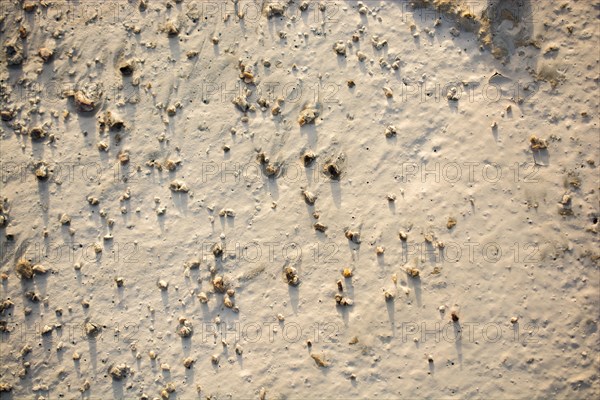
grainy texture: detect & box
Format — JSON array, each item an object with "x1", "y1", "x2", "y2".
[{"x1": 0, "y1": 0, "x2": 598, "y2": 399}]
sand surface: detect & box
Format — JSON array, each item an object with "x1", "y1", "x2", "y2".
[{"x1": 0, "y1": 0, "x2": 599, "y2": 399}]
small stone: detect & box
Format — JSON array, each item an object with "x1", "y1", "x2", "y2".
[
  {"x1": 32, "y1": 264, "x2": 47, "y2": 274},
  {"x1": 447, "y1": 87, "x2": 459, "y2": 101},
  {"x1": 298, "y1": 106, "x2": 320, "y2": 126},
  {"x1": 59, "y1": 214, "x2": 71, "y2": 225},
  {"x1": 302, "y1": 190, "x2": 317, "y2": 205},
  {"x1": 72, "y1": 89, "x2": 100, "y2": 112},
  {"x1": 324, "y1": 161, "x2": 342, "y2": 180},
  {"x1": 406, "y1": 267, "x2": 420, "y2": 278},
  {"x1": 29, "y1": 126, "x2": 47, "y2": 141},
  {"x1": 212, "y1": 276, "x2": 226, "y2": 292},
  {"x1": 16, "y1": 259, "x2": 33, "y2": 279},
  {"x1": 118, "y1": 150, "x2": 130, "y2": 165},
  {"x1": 335, "y1": 294, "x2": 353, "y2": 306},
  {"x1": 344, "y1": 229, "x2": 361, "y2": 244},
  {"x1": 169, "y1": 180, "x2": 189, "y2": 192},
  {"x1": 23, "y1": 2, "x2": 36, "y2": 12},
  {"x1": 97, "y1": 141, "x2": 109, "y2": 151},
  {"x1": 177, "y1": 318, "x2": 193, "y2": 338},
  {"x1": 212, "y1": 243, "x2": 223, "y2": 257},
  {"x1": 313, "y1": 222, "x2": 327, "y2": 232},
  {"x1": 303, "y1": 151, "x2": 316, "y2": 166},
  {"x1": 384, "y1": 125, "x2": 397, "y2": 138},
  {"x1": 530, "y1": 135, "x2": 548, "y2": 150},
  {"x1": 5, "y1": 38, "x2": 24, "y2": 65},
  {"x1": 119, "y1": 60, "x2": 134, "y2": 76},
  {"x1": 451, "y1": 311, "x2": 459, "y2": 322},
  {"x1": 284, "y1": 266, "x2": 299, "y2": 286},
  {"x1": 311, "y1": 353, "x2": 329, "y2": 367},
  {"x1": 218, "y1": 208, "x2": 235, "y2": 217},
  {"x1": 197, "y1": 292, "x2": 208, "y2": 303},
  {"x1": 333, "y1": 40, "x2": 347, "y2": 55},
  {"x1": 39, "y1": 47, "x2": 53, "y2": 62},
  {"x1": 108, "y1": 364, "x2": 130, "y2": 380},
  {"x1": 235, "y1": 344, "x2": 243, "y2": 355},
  {"x1": 80, "y1": 380, "x2": 90, "y2": 392},
  {"x1": 26, "y1": 291, "x2": 41, "y2": 302},
  {"x1": 265, "y1": 3, "x2": 286, "y2": 18},
  {"x1": 84, "y1": 322, "x2": 101, "y2": 337},
  {"x1": 314, "y1": 222, "x2": 327, "y2": 232},
  {"x1": 447, "y1": 217, "x2": 457, "y2": 229},
  {"x1": 157, "y1": 280, "x2": 168, "y2": 290},
  {"x1": 1, "y1": 110, "x2": 15, "y2": 121},
  {"x1": 165, "y1": 20, "x2": 179, "y2": 36},
  {"x1": 0, "y1": 300, "x2": 14, "y2": 313}
]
